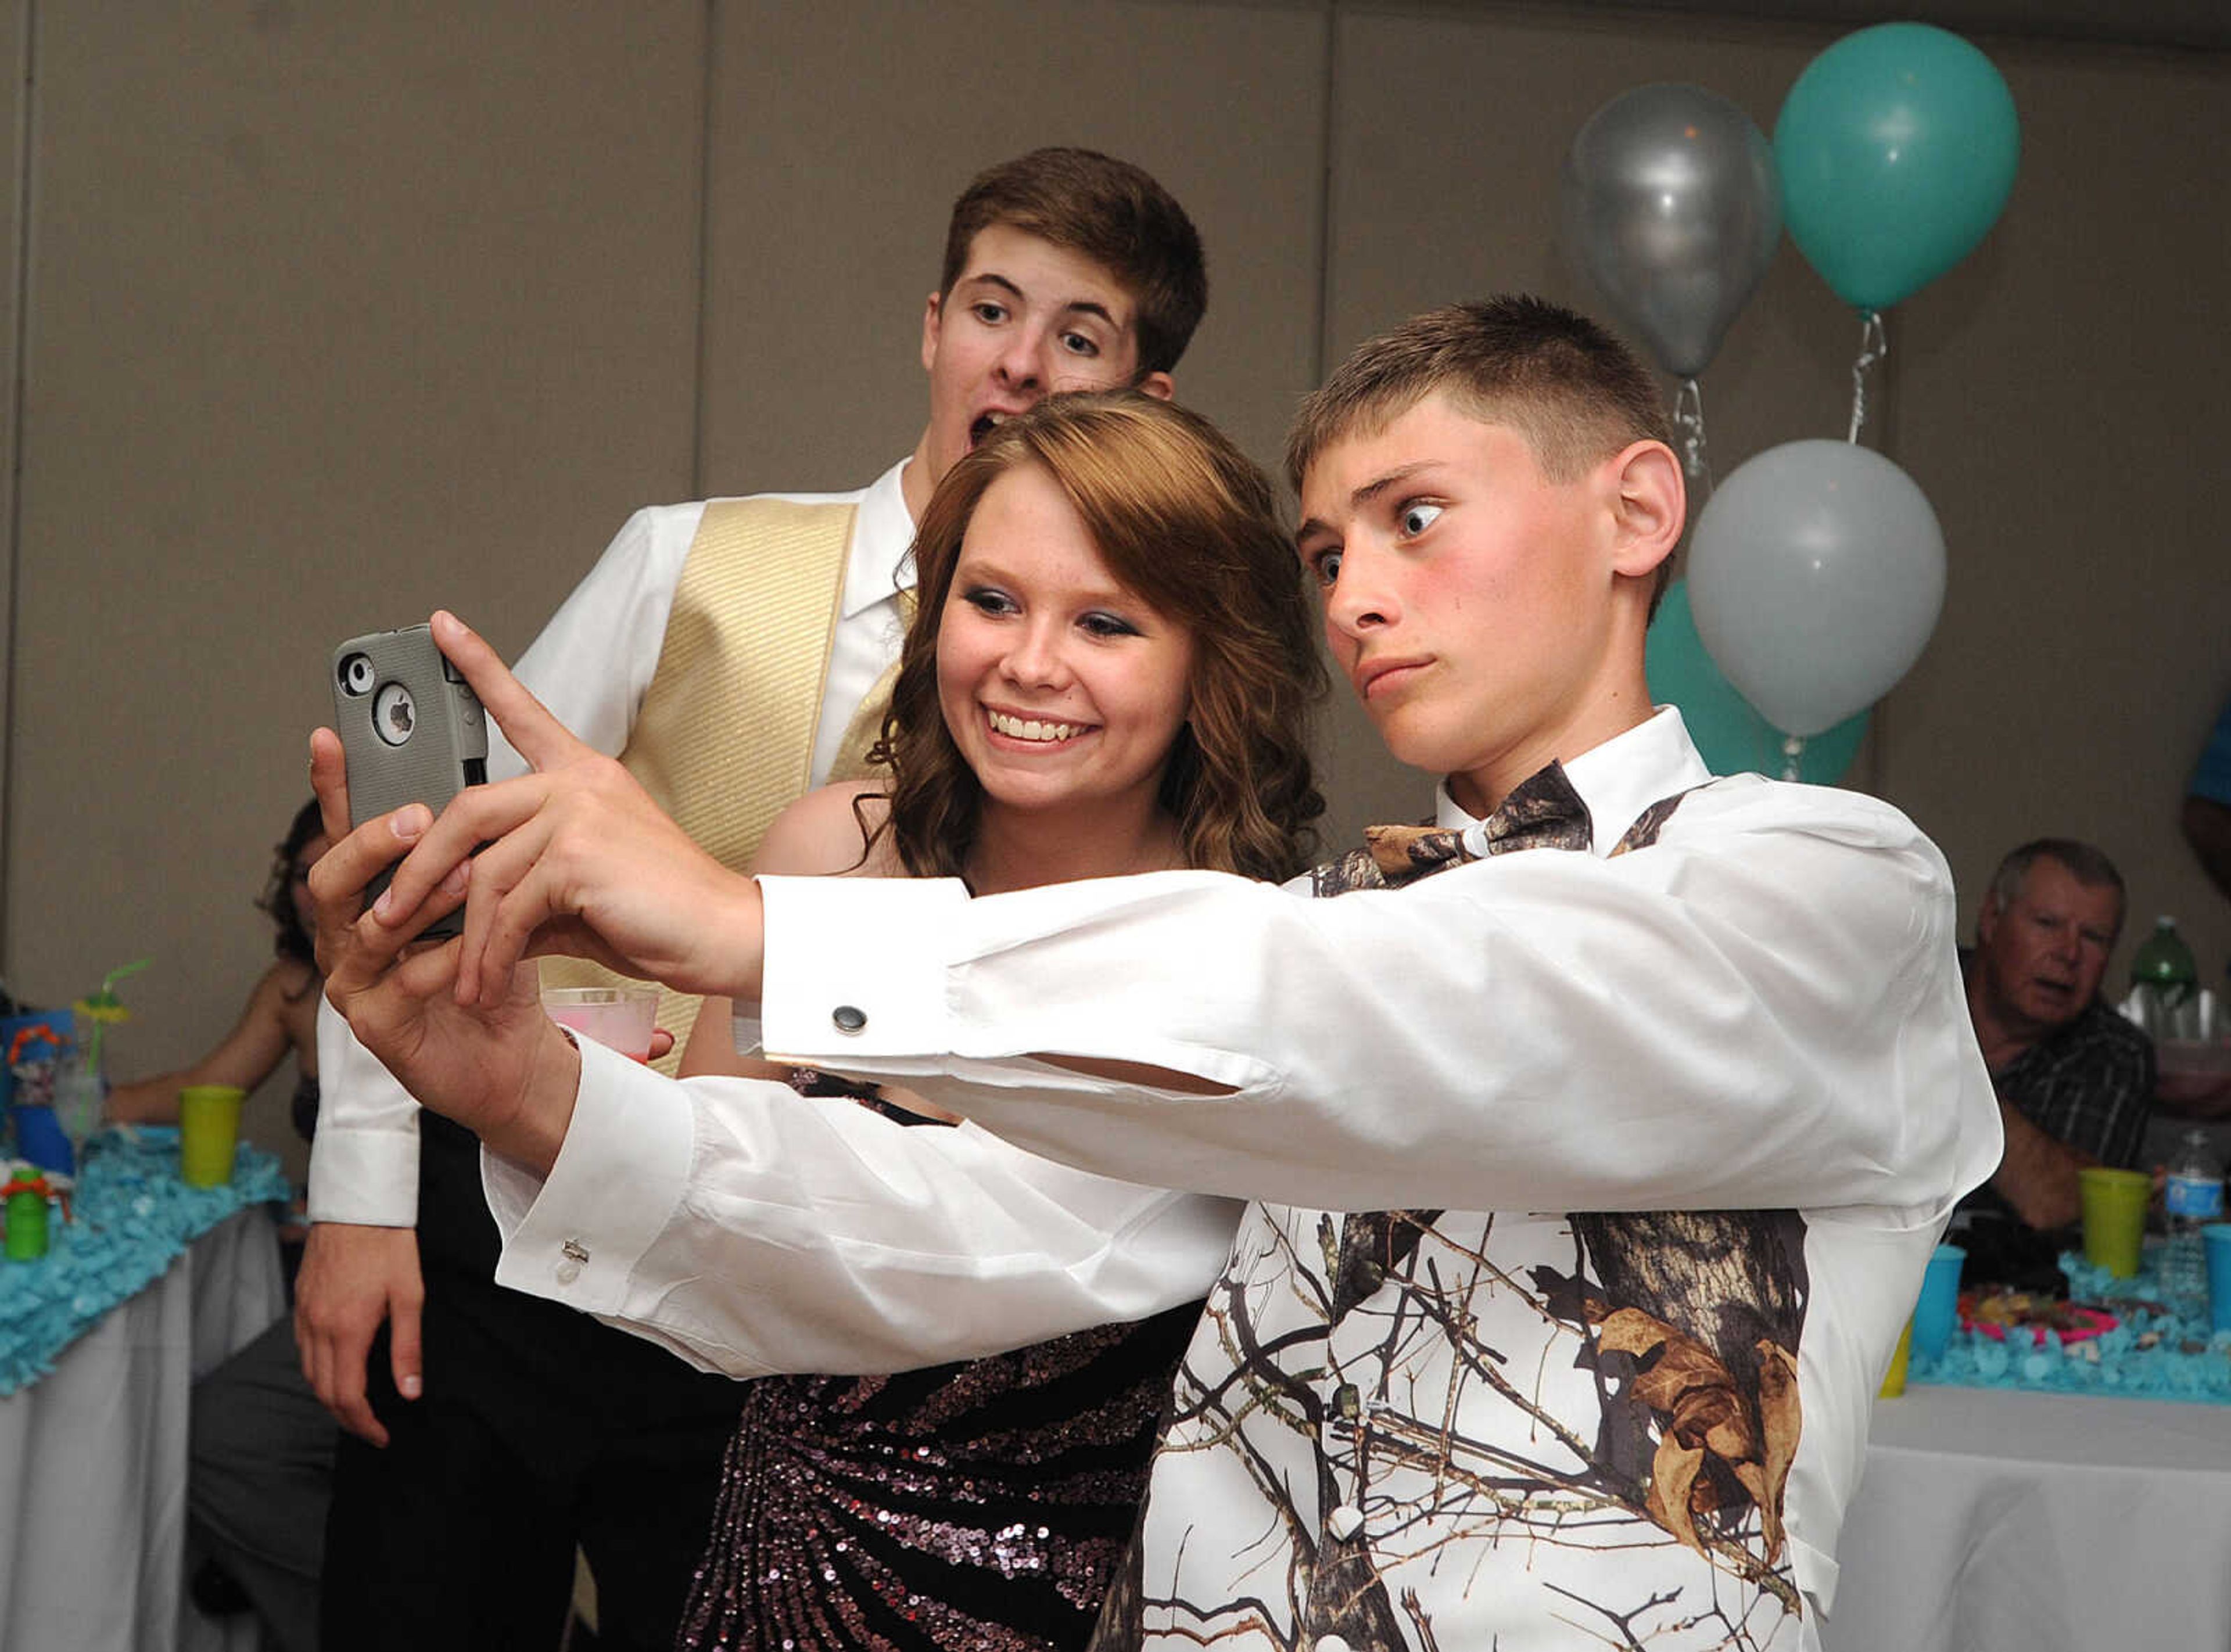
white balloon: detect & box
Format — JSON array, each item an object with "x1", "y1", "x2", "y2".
[{"x1": 1687, "y1": 439, "x2": 1945, "y2": 738}]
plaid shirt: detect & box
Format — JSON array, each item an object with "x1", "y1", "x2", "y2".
[{"x1": 1981, "y1": 967, "x2": 2157, "y2": 1171}]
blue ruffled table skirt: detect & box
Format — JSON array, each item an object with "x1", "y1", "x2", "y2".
[
  {"x1": 0, "y1": 1126, "x2": 290, "y2": 1396},
  {"x1": 1911, "y1": 1246, "x2": 2231, "y2": 1405}
]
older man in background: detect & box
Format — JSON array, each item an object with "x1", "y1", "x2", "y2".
[{"x1": 1959, "y1": 838, "x2": 2154, "y2": 1240}]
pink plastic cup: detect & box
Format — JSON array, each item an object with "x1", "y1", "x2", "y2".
[{"x1": 540, "y1": 985, "x2": 659, "y2": 1062}]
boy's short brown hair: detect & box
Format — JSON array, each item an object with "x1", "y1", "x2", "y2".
[
  {"x1": 1286, "y1": 296, "x2": 1677, "y2": 607},
  {"x1": 939, "y1": 148, "x2": 1208, "y2": 379}
]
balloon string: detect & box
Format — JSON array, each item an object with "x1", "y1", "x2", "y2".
[
  {"x1": 1781, "y1": 732, "x2": 1806, "y2": 782},
  {"x1": 1847, "y1": 310, "x2": 1888, "y2": 444},
  {"x1": 1673, "y1": 377, "x2": 1712, "y2": 502}
]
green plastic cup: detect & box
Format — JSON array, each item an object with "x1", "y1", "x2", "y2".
[
  {"x1": 2078, "y1": 1166, "x2": 2152, "y2": 1278},
  {"x1": 4, "y1": 1187, "x2": 49, "y2": 1260},
  {"x1": 178, "y1": 1083, "x2": 247, "y2": 1187}
]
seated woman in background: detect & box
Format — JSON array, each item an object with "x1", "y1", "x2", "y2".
[
  {"x1": 107, "y1": 796, "x2": 335, "y2": 1652},
  {"x1": 109, "y1": 796, "x2": 328, "y2": 1137},
  {"x1": 673, "y1": 389, "x2": 1326, "y2": 1651}
]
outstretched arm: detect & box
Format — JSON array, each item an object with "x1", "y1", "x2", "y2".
[
  {"x1": 481, "y1": 1035, "x2": 1244, "y2": 1377},
  {"x1": 106, "y1": 964, "x2": 301, "y2": 1123},
  {"x1": 1985, "y1": 1100, "x2": 2094, "y2": 1229},
  {"x1": 754, "y1": 780, "x2": 2003, "y2": 1223}
]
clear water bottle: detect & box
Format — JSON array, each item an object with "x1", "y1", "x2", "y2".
[
  {"x1": 2128, "y1": 916, "x2": 2200, "y2": 1041},
  {"x1": 2162, "y1": 1127, "x2": 2226, "y2": 1308}
]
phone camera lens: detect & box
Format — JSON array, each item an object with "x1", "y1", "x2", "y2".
[{"x1": 338, "y1": 653, "x2": 375, "y2": 696}]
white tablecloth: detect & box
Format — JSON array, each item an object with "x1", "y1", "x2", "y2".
[
  {"x1": 0, "y1": 1208, "x2": 285, "y2": 1652},
  {"x1": 1821, "y1": 1384, "x2": 2231, "y2": 1651}
]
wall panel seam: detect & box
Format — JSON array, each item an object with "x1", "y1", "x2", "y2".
[
  {"x1": 0, "y1": 0, "x2": 37, "y2": 968},
  {"x1": 689, "y1": 0, "x2": 718, "y2": 501}
]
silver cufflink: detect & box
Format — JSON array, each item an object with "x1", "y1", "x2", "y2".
[
  {"x1": 832, "y1": 1004, "x2": 867, "y2": 1034},
  {"x1": 557, "y1": 1237, "x2": 588, "y2": 1284}
]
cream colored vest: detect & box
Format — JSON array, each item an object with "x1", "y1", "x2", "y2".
[{"x1": 540, "y1": 494, "x2": 899, "y2": 1071}]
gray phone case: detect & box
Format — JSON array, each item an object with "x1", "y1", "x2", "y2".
[{"x1": 329, "y1": 624, "x2": 488, "y2": 931}]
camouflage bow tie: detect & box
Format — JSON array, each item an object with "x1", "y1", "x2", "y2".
[{"x1": 1312, "y1": 763, "x2": 1594, "y2": 896}]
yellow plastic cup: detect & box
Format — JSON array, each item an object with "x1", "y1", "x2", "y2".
[
  {"x1": 2078, "y1": 1166, "x2": 2152, "y2": 1278},
  {"x1": 1877, "y1": 1316, "x2": 1912, "y2": 1398},
  {"x1": 178, "y1": 1084, "x2": 247, "y2": 1187}
]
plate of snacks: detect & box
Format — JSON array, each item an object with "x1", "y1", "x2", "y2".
[{"x1": 1960, "y1": 1288, "x2": 2120, "y2": 1346}]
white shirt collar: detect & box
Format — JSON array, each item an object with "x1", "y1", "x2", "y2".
[
  {"x1": 1432, "y1": 705, "x2": 1713, "y2": 852},
  {"x1": 839, "y1": 457, "x2": 917, "y2": 620}
]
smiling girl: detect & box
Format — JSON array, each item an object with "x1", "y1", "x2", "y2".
[{"x1": 674, "y1": 389, "x2": 1323, "y2": 1650}]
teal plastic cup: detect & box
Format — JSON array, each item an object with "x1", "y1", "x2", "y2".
[
  {"x1": 1911, "y1": 1242, "x2": 1966, "y2": 1361},
  {"x1": 2204, "y1": 1224, "x2": 2231, "y2": 1335}
]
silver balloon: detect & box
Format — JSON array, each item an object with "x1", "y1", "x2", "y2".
[
  {"x1": 1562, "y1": 83, "x2": 1781, "y2": 379},
  {"x1": 1687, "y1": 439, "x2": 1946, "y2": 738}
]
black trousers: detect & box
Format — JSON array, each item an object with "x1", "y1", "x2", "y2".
[{"x1": 320, "y1": 1116, "x2": 745, "y2": 1652}]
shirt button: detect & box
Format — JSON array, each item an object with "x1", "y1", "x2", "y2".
[
  {"x1": 1315, "y1": 1636, "x2": 1354, "y2": 1652},
  {"x1": 832, "y1": 1004, "x2": 867, "y2": 1035},
  {"x1": 1327, "y1": 1503, "x2": 1364, "y2": 1541}
]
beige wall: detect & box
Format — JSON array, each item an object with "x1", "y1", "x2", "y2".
[
  {"x1": 4, "y1": 2, "x2": 2225, "y2": 1175},
  {"x1": 7, "y1": 3, "x2": 709, "y2": 1172},
  {"x1": 0, "y1": 0, "x2": 24, "y2": 917}
]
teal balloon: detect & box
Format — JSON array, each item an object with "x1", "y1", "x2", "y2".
[
  {"x1": 1647, "y1": 579, "x2": 1868, "y2": 782},
  {"x1": 1774, "y1": 22, "x2": 2020, "y2": 311}
]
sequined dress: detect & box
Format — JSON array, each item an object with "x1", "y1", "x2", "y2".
[{"x1": 676, "y1": 1074, "x2": 1201, "y2": 1652}]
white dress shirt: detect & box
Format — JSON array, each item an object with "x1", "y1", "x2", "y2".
[
  {"x1": 482, "y1": 1051, "x2": 1246, "y2": 1376},
  {"x1": 307, "y1": 460, "x2": 914, "y2": 1225}
]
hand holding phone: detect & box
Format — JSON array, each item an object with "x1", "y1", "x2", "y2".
[
  {"x1": 328, "y1": 624, "x2": 489, "y2": 936},
  {"x1": 320, "y1": 609, "x2": 760, "y2": 1008}
]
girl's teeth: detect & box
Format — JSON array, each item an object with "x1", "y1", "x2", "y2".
[{"x1": 989, "y1": 710, "x2": 1077, "y2": 742}]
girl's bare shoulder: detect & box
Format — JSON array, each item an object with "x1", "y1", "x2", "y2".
[{"x1": 754, "y1": 780, "x2": 901, "y2": 878}]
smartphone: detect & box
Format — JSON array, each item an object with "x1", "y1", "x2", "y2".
[{"x1": 329, "y1": 624, "x2": 489, "y2": 936}]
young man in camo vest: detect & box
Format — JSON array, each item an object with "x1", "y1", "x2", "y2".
[{"x1": 313, "y1": 297, "x2": 2002, "y2": 1650}]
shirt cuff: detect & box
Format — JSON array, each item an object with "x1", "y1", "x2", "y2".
[
  {"x1": 305, "y1": 1124, "x2": 422, "y2": 1226},
  {"x1": 307, "y1": 999, "x2": 422, "y2": 1225},
  {"x1": 485, "y1": 1033, "x2": 695, "y2": 1315},
  {"x1": 758, "y1": 874, "x2": 973, "y2": 1062}
]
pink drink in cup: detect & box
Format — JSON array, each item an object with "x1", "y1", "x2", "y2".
[{"x1": 540, "y1": 985, "x2": 659, "y2": 1062}]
